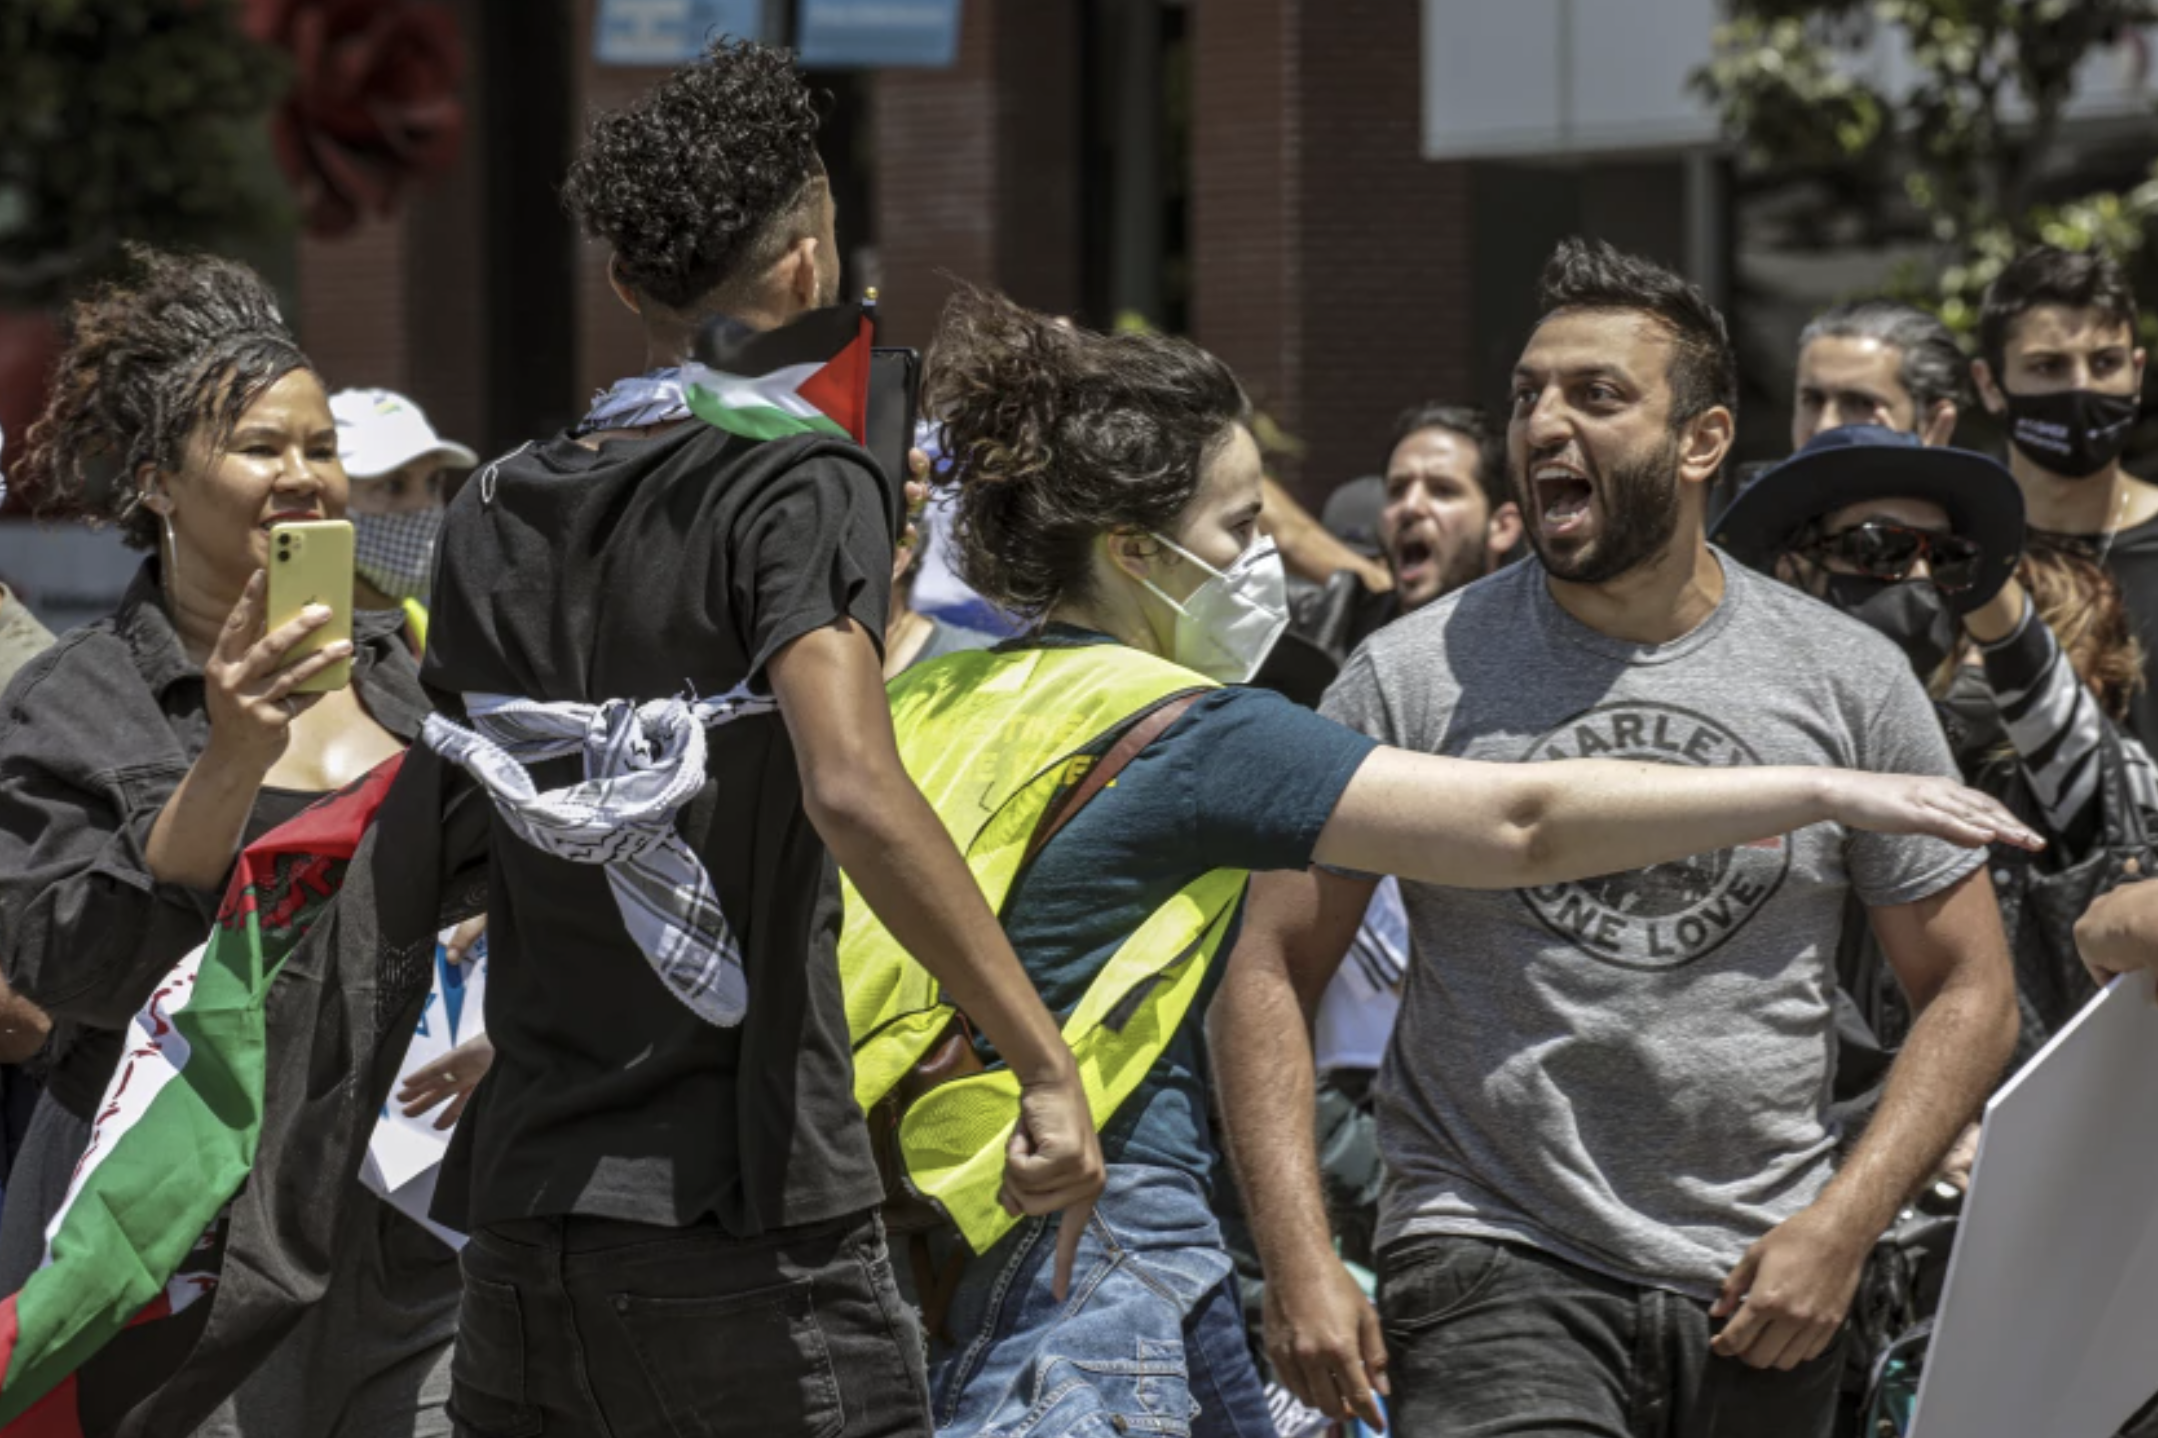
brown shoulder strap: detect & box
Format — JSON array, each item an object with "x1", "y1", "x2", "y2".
[{"x1": 1020, "y1": 690, "x2": 1207, "y2": 870}]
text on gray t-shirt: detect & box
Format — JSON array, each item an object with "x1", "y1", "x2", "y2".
[{"x1": 1319, "y1": 553, "x2": 1983, "y2": 1298}]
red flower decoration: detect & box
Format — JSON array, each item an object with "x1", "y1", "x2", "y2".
[{"x1": 245, "y1": 0, "x2": 467, "y2": 237}]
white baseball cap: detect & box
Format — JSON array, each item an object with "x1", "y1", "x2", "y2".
[{"x1": 331, "y1": 388, "x2": 479, "y2": 480}]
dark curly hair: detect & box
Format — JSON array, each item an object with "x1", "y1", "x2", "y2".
[
  {"x1": 18, "y1": 245, "x2": 312, "y2": 549},
  {"x1": 1538, "y1": 237, "x2": 1738, "y2": 426},
  {"x1": 926, "y1": 287, "x2": 1251, "y2": 622},
  {"x1": 562, "y1": 38, "x2": 826, "y2": 314}
]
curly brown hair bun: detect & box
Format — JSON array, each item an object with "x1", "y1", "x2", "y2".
[
  {"x1": 19, "y1": 245, "x2": 311, "y2": 550},
  {"x1": 926, "y1": 287, "x2": 1250, "y2": 621},
  {"x1": 561, "y1": 38, "x2": 825, "y2": 314}
]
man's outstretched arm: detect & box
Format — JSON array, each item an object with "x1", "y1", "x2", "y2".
[{"x1": 1209, "y1": 864, "x2": 1387, "y2": 1430}]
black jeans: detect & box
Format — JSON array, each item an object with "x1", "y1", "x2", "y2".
[
  {"x1": 1377, "y1": 1235, "x2": 1845, "y2": 1438},
  {"x1": 449, "y1": 1208, "x2": 933, "y2": 1438}
]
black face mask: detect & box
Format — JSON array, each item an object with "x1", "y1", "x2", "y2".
[
  {"x1": 2002, "y1": 388, "x2": 2139, "y2": 480},
  {"x1": 1823, "y1": 575, "x2": 1958, "y2": 677}
]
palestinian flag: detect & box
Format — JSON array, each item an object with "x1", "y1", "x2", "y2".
[
  {"x1": 0, "y1": 759, "x2": 401, "y2": 1433},
  {"x1": 683, "y1": 300, "x2": 875, "y2": 445}
]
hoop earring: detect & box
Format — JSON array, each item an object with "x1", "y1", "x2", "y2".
[{"x1": 160, "y1": 509, "x2": 179, "y2": 597}]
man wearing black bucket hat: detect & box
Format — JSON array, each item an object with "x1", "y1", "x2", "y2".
[
  {"x1": 1721, "y1": 424, "x2": 2158, "y2": 991},
  {"x1": 1716, "y1": 424, "x2": 2023, "y2": 664},
  {"x1": 1721, "y1": 423, "x2": 2158, "y2": 1435},
  {"x1": 1717, "y1": 423, "x2": 2157, "y2": 828}
]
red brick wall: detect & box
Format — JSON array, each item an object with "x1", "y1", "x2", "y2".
[
  {"x1": 1191, "y1": 0, "x2": 1473, "y2": 501},
  {"x1": 298, "y1": 216, "x2": 411, "y2": 395},
  {"x1": 872, "y1": 0, "x2": 1083, "y2": 350},
  {"x1": 1191, "y1": 0, "x2": 1299, "y2": 476},
  {"x1": 1296, "y1": 1, "x2": 1473, "y2": 497},
  {"x1": 294, "y1": 0, "x2": 501, "y2": 455},
  {"x1": 574, "y1": 52, "x2": 677, "y2": 402}
]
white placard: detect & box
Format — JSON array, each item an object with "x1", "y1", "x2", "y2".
[
  {"x1": 1909, "y1": 970, "x2": 2158, "y2": 1438},
  {"x1": 360, "y1": 935, "x2": 488, "y2": 1250}
]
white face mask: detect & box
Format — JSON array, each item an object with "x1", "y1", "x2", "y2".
[{"x1": 1138, "y1": 532, "x2": 1290, "y2": 683}]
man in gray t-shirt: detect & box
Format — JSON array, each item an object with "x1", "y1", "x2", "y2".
[
  {"x1": 1322, "y1": 551, "x2": 1979, "y2": 1294},
  {"x1": 1213, "y1": 240, "x2": 2018, "y2": 1438}
]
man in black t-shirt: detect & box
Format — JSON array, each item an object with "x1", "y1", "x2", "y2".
[
  {"x1": 419, "y1": 41, "x2": 1101, "y2": 1438},
  {"x1": 1972, "y1": 246, "x2": 2158, "y2": 752}
]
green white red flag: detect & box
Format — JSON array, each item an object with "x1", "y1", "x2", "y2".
[
  {"x1": 685, "y1": 300, "x2": 875, "y2": 445},
  {"x1": 0, "y1": 759, "x2": 401, "y2": 1434}
]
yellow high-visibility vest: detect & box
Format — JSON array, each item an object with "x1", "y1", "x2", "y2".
[
  {"x1": 840, "y1": 643, "x2": 1249, "y2": 1254},
  {"x1": 401, "y1": 598, "x2": 429, "y2": 652}
]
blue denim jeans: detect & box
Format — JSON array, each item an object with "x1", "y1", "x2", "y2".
[{"x1": 915, "y1": 1164, "x2": 1273, "y2": 1438}]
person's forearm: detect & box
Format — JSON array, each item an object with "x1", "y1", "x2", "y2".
[
  {"x1": 145, "y1": 738, "x2": 269, "y2": 891},
  {"x1": 1819, "y1": 969, "x2": 2015, "y2": 1235},
  {"x1": 1261, "y1": 478, "x2": 1393, "y2": 593},
  {"x1": 1961, "y1": 578, "x2": 2027, "y2": 647},
  {"x1": 1209, "y1": 913, "x2": 1343, "y2": 1283},
  {"x1": 1317, "y1": 750, "x2": 1838, "y2": 890},
  {"x1": 812, "y1": 769, "x2": 1076, "y2": 1087}
]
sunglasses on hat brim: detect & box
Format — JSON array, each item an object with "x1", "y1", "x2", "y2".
[{"x1": 1797, "y1": 520, "x2": 1985, "y2": 594}]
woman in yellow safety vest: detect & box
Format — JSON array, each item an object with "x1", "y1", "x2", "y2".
[{"x1": 839, "y1": 288, "x2": 2035, "y2": 1438}]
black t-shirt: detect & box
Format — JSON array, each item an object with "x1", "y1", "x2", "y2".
[
  {"x1": 422, "y1": 423, "x2": 899, "y2": 1235},
  {"x1": 2030, "y1": 514, "x2": 2158, "y2": 756}
]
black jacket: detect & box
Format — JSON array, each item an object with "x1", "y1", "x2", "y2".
[{"x1": 0, "y1": 561, "x2": 428, "y2": 1112}]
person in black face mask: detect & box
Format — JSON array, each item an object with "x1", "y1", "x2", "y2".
[
  {"x1": 1972, "y1": 246, "x2": 2158, "y2": 754},
  {"x1": 1717, "y1": 424, "x2": 2020, "y2": 703},
  {"x1": 1722, "y1": 423, "x2": 2158, "y2": 991}
]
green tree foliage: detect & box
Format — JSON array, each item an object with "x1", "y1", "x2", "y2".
[
  {"x1": 0, "y1": 0, "x2": 289, "y2": 305},
  {"x1": 1694, "y1": 0, "x2": 2158, "y2": 336}
]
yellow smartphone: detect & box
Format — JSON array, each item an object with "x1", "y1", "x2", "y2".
[{"x1": 265, "y1": 519, "x2": 354, "y2": 694}]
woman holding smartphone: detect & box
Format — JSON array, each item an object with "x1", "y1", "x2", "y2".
[
  {"x1": 0, "y1": 248, "x2": 456, "y2": 1435},
  {"x1": 846, "y1": 288, "x2": 2041, "y2": 1438}
]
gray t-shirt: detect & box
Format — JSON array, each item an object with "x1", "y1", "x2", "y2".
[{"x1": 1320, "y1": 552, "x2": 1982, "y2": 1298}]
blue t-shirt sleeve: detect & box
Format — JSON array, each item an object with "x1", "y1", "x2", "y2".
[{"x1": 1149, "y1": 686, "x2": 1378, "y2": 873}]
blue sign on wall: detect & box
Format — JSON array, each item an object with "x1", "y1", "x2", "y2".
[
  {"x1": 796, "y1": 0, "x2": 963, "y2": 69},
  {"x1": 595, "y1": 0, "x2": 769, "y2": 66}
]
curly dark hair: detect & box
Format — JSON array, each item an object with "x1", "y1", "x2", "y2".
[
  {"x1": 561, "y1": 38, "x2": 826, "y2": 314},
  {"x1": 18, "y1": 245, "x2": 312, "y2": 549},
  {"x1": 926, "y1": 287, "x2": 1251, "y2": 622},
  {"x1": 1538, "y1": 237, "x2": 1738, "y2": 426}
]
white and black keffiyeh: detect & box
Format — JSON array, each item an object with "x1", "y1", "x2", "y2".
[{"x1": 422, "y1": 687, "x2": 776, "y2": 1026}]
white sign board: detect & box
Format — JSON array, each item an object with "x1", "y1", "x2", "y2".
[
  {"x1": 1909, "y1": 971, "x2": 2158, "y2": 1438},
  {"x1": 359, "y1": 935, "x2": 488, "y2": 1250}
]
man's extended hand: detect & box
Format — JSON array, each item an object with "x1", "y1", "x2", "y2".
[
  {"x1": 999, "y1": 1069, "x2": 1107, "y2": 1303},
  {"x1": 1710, "y1": 1201, "x2": 1871, "y2": 1371},
  {"x1": 1265, "y1": 1257, "x2": 1390, "y2": 1432}
]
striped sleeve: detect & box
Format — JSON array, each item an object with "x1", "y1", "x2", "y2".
[{"x1": 1979, "y1": 598, "x2": 2138, "y2": 844}]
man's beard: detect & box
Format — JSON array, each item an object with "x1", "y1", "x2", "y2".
[
  {"x1": 1425, "y1": 532, "x2": 1491, "y2": 608},
  {"x1": 1521, "y1": 433, "x2": 1682, "y2": 586}
]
